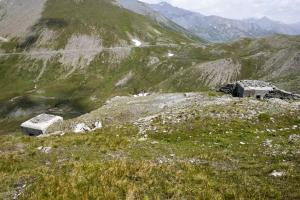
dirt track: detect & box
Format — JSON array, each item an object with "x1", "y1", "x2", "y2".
[{"x1": 0, "y1": 44, "x2": 178, "y2": 57}]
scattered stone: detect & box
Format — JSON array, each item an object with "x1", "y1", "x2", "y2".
[
  {"x1": 263, "y1": 139, "x2": 273, "y2": 147},
  {"x1": 21, "y1": 114, "x2": 63, "y2": 136},
  {"x1": 151, "y1": 141, "x2": 159, "y2": 145},
  {"x1": 138, "y1": 137, "x2": 147, "y2": 142},
  {"x1": 12, "y1": 181, "x2": 27, "y2": 200},
  {"x1": 0, "y1": 36, "x2": 9, "y2": 42},
  {"x1": 132, "y1": 39, "x2": 141, "y2": 47},
  {"x1": 288, "y1": 134, "x2": 300, "y2": 143},
  {"x1": 73, "y1": 123, "x2": 91, "y2": 133},
  {"x1": 92, "y1": 121, "x2": 103, "y2": 130},
  {"x1": 37, "y1": 146, "x2": 52, "y2": 154},
  {"x1": 292, "y1": 125, "x2": 298, "y2": 130},
  {"x1": 167, "y1": 52, "x2": 174, "y2": 57},
  {"x1": 37, "y1": 131, "x2": 65, "y2": 138},
  {"x1": 134, "y1": 92, "x2": 150, "y2": 97},
  {"x1": 269, "y1": 170, "x2": 284, "y2": 177}
]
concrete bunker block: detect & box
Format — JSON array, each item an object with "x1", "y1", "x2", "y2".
[
  {"x1": 236, "y1": 80, "x2": 274, "y2": 99},
  {"x1": 21, "y1": 114, "x2": 63, "y2": 136}
]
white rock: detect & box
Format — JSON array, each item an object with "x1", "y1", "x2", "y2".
[
  {"x1": 151, "y1": 141, "x2": 159, "y2": 145},
  {"x1": 139, "y1": 92, "x2": 149, "y2": 97},
  {"x1": 92, "y1": 121, "x2": 102, "y2": 130},
  {"x1": 138, "y1": 137, "x2": 147, "y2": 142},
  {"x1": 134, "y1": 92, "x2": 149, "y2": 97},
  {"x1": 132, "y1": 39, "x2": 142, "y2": 47},
  {"x1": 240, "y1": 142, "x2": 246, "y2": 145},
  {"x1": 292, "y1": 125, "x2": 298, "y2": 130},
  {"x1": 270, "y1": 170, "x2": 284, "y2": 177},
  {"x1": 263, "y1": 139, "x2": 273, "y2": 147},
  {"x1": 73, "y1": 123, "x2": 91, "y2": 133},
  {"x1": 0, "y1": 36, "x2": 9, "y2": 42},
  {"x1": 289, "y1": 134, "x2": 300, "y2": 142},
  {"x1": 37, "y1": 146, "x2": 43, "y2": 150},
  {"x1": 37, "y1": 131, "x2": 65, "y2": 138},
  {"x1": 168, "y1": 52, "x2": 174, "y2": 57},
  {"x1": 37, "y1": 146, "x2": 52, "y2": 154}
]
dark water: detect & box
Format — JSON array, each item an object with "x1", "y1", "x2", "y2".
[{"x1": 0, "y1": 95, "x2": 91, "y2": 135}]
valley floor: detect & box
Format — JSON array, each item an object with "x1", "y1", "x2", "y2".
[{"x1": 0, "y1": 93, "x2": 300, "y2": 199}]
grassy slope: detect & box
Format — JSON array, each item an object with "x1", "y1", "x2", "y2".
[
  {"x1": 0, "y1": 1, "x2": 299, "y2": 136},
  {"x1": 0, "y1": 103, "x2": 299, "y2": 199}
]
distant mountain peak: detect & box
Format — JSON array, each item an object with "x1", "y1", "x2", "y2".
[{"x1": 149, "y1": 2, "x2": 300, "y2": 42}]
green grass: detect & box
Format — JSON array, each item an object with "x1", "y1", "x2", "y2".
[{"x1": 0, "y1": 109, "x2": 299, "y2": 199}]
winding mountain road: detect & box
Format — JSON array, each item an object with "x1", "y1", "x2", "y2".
[{"x1": 0, "y1": 44, "x2": 179, "y2": 57}]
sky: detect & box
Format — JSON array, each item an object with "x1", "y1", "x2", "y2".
[{"x1": 140, "y1": 0, "x2": 300, "y2": 24}]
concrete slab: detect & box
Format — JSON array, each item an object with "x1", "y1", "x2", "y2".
[{"x1": 21, "y1": 114, "x2": 63, "y2": 136}]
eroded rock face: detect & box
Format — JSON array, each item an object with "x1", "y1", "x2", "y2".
[
  {"x1": 0, "y1": 0, "x2": 47, "y2": 37},
  {"x1": 195, "y1": 58, "x2": 241, "y2": 88},
  {"x1": 59, "y1": 34, "x2": 103, "y2": 77}
]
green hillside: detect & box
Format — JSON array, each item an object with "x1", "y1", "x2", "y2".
[
  {"x1": 0, "y1": 0, "x2": 299, "y2": 135},
  {"x1": 0, "y1": 0, "x2": 197, "y2": 133},
  {"x1": 0, "y1": 1, "x2": 299, "y2": 199}
]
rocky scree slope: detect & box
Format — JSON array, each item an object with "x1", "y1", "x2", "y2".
[
  {"x1": 1, "y1": 92, "x2": 300, "y2": 199},
  {"x1": 49, "y1": 92, "x2": 300, "y2": 135}
]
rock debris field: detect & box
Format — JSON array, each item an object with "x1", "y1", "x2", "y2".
[{"x1": 48, "y1": 92, "x2": 300, "y2": 135}]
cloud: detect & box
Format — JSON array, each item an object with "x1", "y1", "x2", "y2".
[{"x1": 140, "y1": 0, "x2": 300, "y2": 23}]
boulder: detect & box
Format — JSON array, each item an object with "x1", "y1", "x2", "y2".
[
  {"x1": 73, "y1": 123, "x2": 91, "y2": 133},
  {"x1": 73, "y1": 121, "x2": 103, "y2": 133}
]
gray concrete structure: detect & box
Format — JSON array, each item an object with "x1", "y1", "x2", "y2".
[
  {"x1": 21, "y1": 114, "x2": 63, "y2": 136},
  {"x1": 220, "y1": 80, "x2": 300, "y2": 100},
  {"x1": 236, "y1": 80, "x2": 274, "y2": 99}
]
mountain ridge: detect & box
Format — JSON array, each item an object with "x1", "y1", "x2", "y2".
[
  {"x1": 149, "y1": 1, "x2": 300, "y2": 42},
  {"x1": 0, "y1": 0, "x2": 299, "y2": 135}
]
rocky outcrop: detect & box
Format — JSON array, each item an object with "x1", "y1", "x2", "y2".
[
  {"x1": 0, "y1": 0, "x2": 47, "y2": 37},
  {"x1": 59, "y1": 34, "x2": 102, "y2": 70},
  {"x1": 195, "y1": 58, "x2": 241, "y2": 88},
  {"x1": 265, "y1": 89, "x2": 300, "y2": 100}
]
